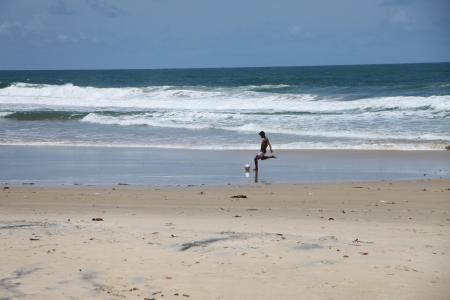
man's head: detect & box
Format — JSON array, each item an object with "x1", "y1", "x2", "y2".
[{"x1": 259, "y1": 131, "x2": 266, "y2": 138}]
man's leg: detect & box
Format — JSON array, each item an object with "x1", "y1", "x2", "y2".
[
  {"x1": 260, "y1": 155, "x2": 276, "y2": 160},
  {"x1": 254, "y1": 156, "x2": 259, "y2": 170}
]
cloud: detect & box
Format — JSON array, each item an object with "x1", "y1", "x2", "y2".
[
  {"x1": 288, "y1": 26, "x2": 313, "y2": 38},
  {"x1": 388, "y1": 9, "x2": 409, "y2": 24},
  {"x1": 49, "y1": 0, "x2": 76, "y2": 16},
  {"x1": 86, "y1": 0, "x2": 123, "y2": 18},
  {"x1": 0, "y1": 21, "x2": 22, "y2": 35},
  {"x1": 56, "y1": 32, "x2": 98, "y2": 43},
  {"x1": 380, "y1": 0, "x2": 416, "y2": 6}
]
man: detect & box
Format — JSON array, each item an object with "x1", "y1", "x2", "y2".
[{"x1": 254, "y1": 131, "x2": 276, "y2": 171}]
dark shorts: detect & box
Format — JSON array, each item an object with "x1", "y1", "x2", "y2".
[{"x1": 255, "y1": 151, "x2": 266, "y2": 159}]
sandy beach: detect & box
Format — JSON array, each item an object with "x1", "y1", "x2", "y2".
[
  {"x1": 1, "y1": 180, "x2": 449, "y2": 299},
  {"x1": 1, "y1": 2, "x2": 450, "y2": 300}
]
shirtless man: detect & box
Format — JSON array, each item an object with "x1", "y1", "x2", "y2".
[{"x1": 254, "y1": 131, "x2": 276, "y2": 170}]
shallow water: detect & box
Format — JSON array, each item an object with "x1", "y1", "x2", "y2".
[{"x1": 1, "y1": 146, "x2": 448, "y2": 186}]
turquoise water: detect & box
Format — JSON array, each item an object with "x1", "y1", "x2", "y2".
[{"x1": 0, "y1": 63, "x2": 449, "y2": 150}]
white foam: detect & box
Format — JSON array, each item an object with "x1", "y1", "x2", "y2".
[
  {"x1": 0, "y1": 141, "x2": 446, "y2": 151},
  {"x1": 1, "y1": 83, "x2": 449, "y2": 114},
  {"x1": 1, "y1": 82, "x2": 449, "y2": 149},
  {"x1": 0, "y1": 111, "x2": 13, "y2": 117},
  {"x1": 76, "y1": 110, "x2": 450, "y2": 142},
  {"x1": 81, "y1": 112, "x2": 214, "y2": 130},
  {"x1": 222, "y1": 123, "x2": 450, "y2": 141}
]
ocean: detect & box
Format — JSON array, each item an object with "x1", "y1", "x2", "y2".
[{"x1": 0, "y1": 63, "x2": 449, "y2": 150}]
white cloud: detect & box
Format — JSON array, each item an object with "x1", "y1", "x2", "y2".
[
  {"x1": 0, "y1": 12, "x2": 49, "y2": 37},
  {"x1": 389, "y1": 9, "x2": 409, "y2": 24},
  {"x1": 0, "y1": 21, "x2": 22, "y2": 35},
  {"x1": 289, "y1": 26, "x2": 313, "y2": 38},
  {"x1": 56, "y1": 32, "x2": 99, "y2": 43},
  {"x1": 57, "y1": 33, "x2": 69, "y2": 42}
]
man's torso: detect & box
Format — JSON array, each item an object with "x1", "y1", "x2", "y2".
[{"x1": 260, "y1": 138, "x2": 268, "y2": 153}]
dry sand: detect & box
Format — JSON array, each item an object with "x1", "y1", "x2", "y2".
[{"x1": 1, "y1": 180, "x2": 449, "y2": 300}]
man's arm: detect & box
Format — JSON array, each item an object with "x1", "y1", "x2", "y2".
[{"x1": 268, "y1": 139, "x2": 273, "y2": 153}]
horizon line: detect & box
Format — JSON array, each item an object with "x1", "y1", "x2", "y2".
[{"x1": 1, "y1": 61, "x2": 449, "y2": 72}]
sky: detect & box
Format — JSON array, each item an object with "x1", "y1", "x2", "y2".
[{"x1": 0, "y1": 0, "x2": 449, "y2": 70}]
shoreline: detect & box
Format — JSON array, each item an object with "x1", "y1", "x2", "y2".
[
  {"x1": 1, "y1": 180, "x2": 449, "y2": 299},
  {"x1": 0, "y1": 143, "x2": 450, "y2": 152}
]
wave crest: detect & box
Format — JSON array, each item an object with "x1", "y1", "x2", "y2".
[{"x1": 0, "y1": 83, "x2": 449, "y2": 115}]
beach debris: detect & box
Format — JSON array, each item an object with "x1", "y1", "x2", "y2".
[
  {"x1": 395, "y1": 265, "x2": 418, "y2": 272},
  {"x1": 22, "y1": 182, "x2": 35, "y2": 185},
  {"x1": 360, "y1": 252, "x2": 369, "y2": 255},
  {"x1": 379, "y1": 200, "x2": 395, "y2": 204},
  {"x1": 3, "y1": 186, "x2": 9, "y2": 190},
  {"x1": 165, "y1": 276, "x2": 172, "y2": 279},
  {"x1": 174, "y1": 293, "x2": 179, "y2": 296},
  {"x1": 129, "y1": 287, "x2": 139, "y2": 291},
  {"x1": 352, "y1": 186, "x2": 364, "y2": 189},
  {"x1": 152, "y1": 291, "x2": 162, "y2": 296},
  {"x1": 343, "y1": 255, "x2": 349, "y2": 258},
  {"x1": 233, "y1": 215, "x2": 242, "y2": 218},
  {"x1": 29, "y1": 238, "x2": 40, "y2": 241},
  {"x1": 328, "y1": 217, "x2": 334, "y2": 221},
  {"x1": 318, "y1": 235, "x2": 338, "y2": 242},
  {"x1": 144, "y1": 298, "x2": 155, "y2": 300},
  {"x1": 92, "y1": 218, "x2": 103, "y2": 221},
  {"x1": 170, "y1": 234, "x2": 177, "y2": 238},
  {"x1": 180, "y1": 237, "x2": 229, "y2": 251},
  {"x1": 423, "y1": 188, "x2": 427, "y2": 191},
  {"x1": 445, "y1": 145, "x2": 450, "y2": 150},
  {"x1": 183, "y1": 294, "x2": 190, "y2": 297},
  {"x1": 274, "y1": 233, "x2": 286, "y2": 240},
  {"x1": 117, "y1": 183, "x2": 129, "y2": 185},
  {"x1": 352, "y1": 238, "x2": 374, "y2": 245},
  {"x1": 230, "y1": 194, "x2": 247, "y2": 198},
  {"x1": 341, "y1": 210, "x2": 346, "y2": 214},
  {"x1": 200, "y1": 191, "x2": 204, "y2": 195}
]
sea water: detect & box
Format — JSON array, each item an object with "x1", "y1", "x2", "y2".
[{"x1": 1, "y1": 63, "x2": 449, "y2": 150}]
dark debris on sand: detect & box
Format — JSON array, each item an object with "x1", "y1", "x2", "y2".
[
  {"x1": 230, "y1": 194, "x2": 247, "y2": 198},
  {"x1": 179, "y1": 237, "x2": 229, "y2": 251}
]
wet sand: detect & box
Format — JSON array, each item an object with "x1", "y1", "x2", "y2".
[
  {"x1": 1, "y1": 146, "x2": 449, "y2": 186},
  {"x1": 1, "y1": 180, "x2": 449, "y2": 299}
]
